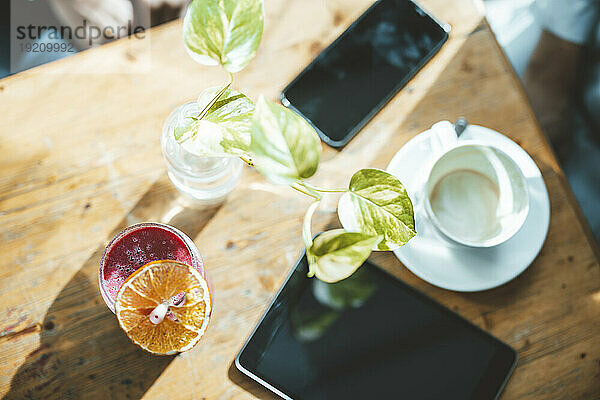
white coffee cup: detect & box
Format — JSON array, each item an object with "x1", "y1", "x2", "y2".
[{"x1": 423, "y1": 121, "x2": 529, "y2": 247}]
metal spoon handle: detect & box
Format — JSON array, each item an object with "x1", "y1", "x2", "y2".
[{"x1": 454, "y1": 117, "x2": 468, "y2": 137}]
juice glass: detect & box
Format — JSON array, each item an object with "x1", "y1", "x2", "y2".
[{"x1": 99, "y1": 222, "x2": 206, "y2": 313}]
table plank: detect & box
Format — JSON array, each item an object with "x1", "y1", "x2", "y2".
[{"x1": 0, "y1": 0, "x2": 598, "y2": 399}]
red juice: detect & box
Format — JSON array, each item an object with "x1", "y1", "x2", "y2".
[{"x1": 99, "y1": 223, "x2": 204, "y2": 312}]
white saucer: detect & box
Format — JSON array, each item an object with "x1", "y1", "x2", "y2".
[{"x1": 386, "y1": 124, "x2": 550, "y2": 292}]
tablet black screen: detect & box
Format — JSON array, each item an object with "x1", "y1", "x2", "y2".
[{"x1": 237, "y1": 256, "x2": 516, "y2": 400}]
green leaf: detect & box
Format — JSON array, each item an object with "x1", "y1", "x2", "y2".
[
  {"x1": 290, "y1": 305, "x2": 338, "y2": 342},
  {"x1": 198, "y1": 86, "x2": 255, "y2": 154},
  {"x1": 183, "y1": 0, "x2": 264, "y2": 73},
  {"x1": 312, "y1": 266, "x2": 377, "y2": 311},
  {"x1": 177, "y1": 86, "x2": 255, "y2": 156},
  {"x1": 250, "y1": 96, "x2": 321, "y2": 185},
  {"x1": 307, "y1": 229, "x2": 381, "y2": 283},
  {"x1": 337, "y1": 169, "x2": 416, "y2": 251},
  {"x1": 174, "y1": 117, "x2": 195, "y2": 141}
]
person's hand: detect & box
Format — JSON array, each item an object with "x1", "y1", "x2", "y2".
[
  {"x1": 140, "y1": 0, "x2": 188, "y2": 26},
  {"x1": 141, "y1": 0, "x2": 188, "y2": 8},
  {"x1": 49, "y1": 0, "x2": 134, "y2": 48},
  {"x1": 523, "y1": 30, "x2": 583, "y2": 161}
]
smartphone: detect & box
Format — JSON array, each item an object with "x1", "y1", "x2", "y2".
[{"x1": 281, "y1": 0, "x2": 450, "y2": 147}]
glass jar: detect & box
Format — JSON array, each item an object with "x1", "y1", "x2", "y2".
[{"x1": 161, "y1": 102, "x2": 242, "y2": 205}]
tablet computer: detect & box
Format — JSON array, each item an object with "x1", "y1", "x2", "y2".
[{"x1": 236, "y1": 255, "x2": 517, "y2": 399}]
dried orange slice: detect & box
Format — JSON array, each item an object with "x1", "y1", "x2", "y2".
[{"x1": 114, "y1": 260, "x2": 212, "y2": 355}]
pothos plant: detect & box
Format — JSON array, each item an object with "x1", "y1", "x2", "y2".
[{"x1": 178, "y1": 0, "x2": 416, "y2": 283}]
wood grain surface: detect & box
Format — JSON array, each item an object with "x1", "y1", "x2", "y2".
[{"x1": 0, "y1": 0, "x2": 599, "y2": 399}]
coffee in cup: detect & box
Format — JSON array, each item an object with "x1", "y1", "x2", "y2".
[{"x1": 424, "y1": 122, "x2": 529, "y2": 247}]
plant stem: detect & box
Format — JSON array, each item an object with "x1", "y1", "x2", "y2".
[
  {"x1": 303, "y1": 200, "x2": 321, "y2": 278},
  {"x1": 239, "y1": 154, "x2": 254, "y2": 167},
  {"x1": 237, "y1": 156, "x2": 319, "y2": 200},
  {"x1": 179, "y1": 135, "x2": 191, "y2": 144},
  {"x1": 300, "y1": 181, "x2": 347, "y2": 193},
  {"x1": 302, "y1": 200, "x2": 320, "y2": 250},
  {"x1": 291, "y1": 182, "x2": 321, "y2": 200},
  {"x1": 196, "y1": 72, "x2": 234, "y2": 121},
  {"x1": 236, "y1": 159, "x2": 321, "y2": 201}
]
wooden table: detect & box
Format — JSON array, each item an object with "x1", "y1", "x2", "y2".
[{"x1": 1, "y1": 0, "x2": 599, "y2": 398}]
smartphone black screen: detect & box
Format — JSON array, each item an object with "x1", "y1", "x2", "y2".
[
  {"x1": 236, "y1": 256, "x2": 517, "y2": 400},
  {"x1": 281, "y1": 0, "x2": 449, "y2": 147}
]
